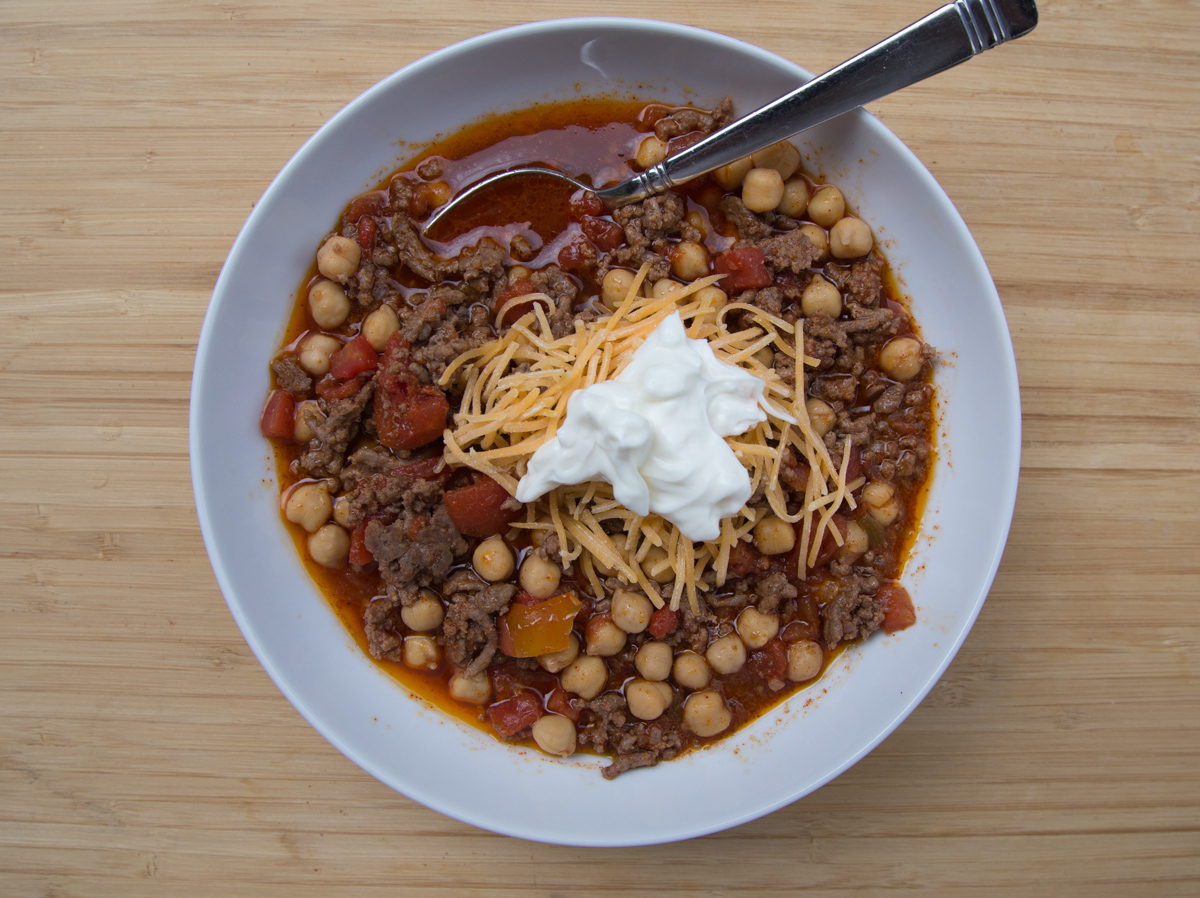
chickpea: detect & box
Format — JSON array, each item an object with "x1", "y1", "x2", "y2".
[
  {"x1": 685, "y1": 209, "x2": 706, "y2": 235},
  {"x1": 473, "y1": 535, "x2": 515, "y2": 583},
  {"x1": 879, "y1": 336, "x2": 925, "y2": 382},
  {"x1": 307, "y1": 523, "x2": 349, "y2": 568},
  {"x1": 807, "y1": 185, "x2": 846, "y2": 227},
  {"x1": 401, "y1": 592, "x2": 444, "y2": 632},
  {"x1": 636, "y1": 135, "x2": 668, "y2": 169},
  {"x1": 801, "y1": 276, "x2": 842, "y2": 318},
  {"x1": 806, "y1": 397, "x2": 836, "y2": 438},
  {"x1": 531, "y1": 715, "x2": 576, "y2": 756},
  {"x1": 292, "y1": 399, "x2": 323, "y2": 443},
  {"x1": 753, "y1": 346, "x2": 775, "y2": 369},
  {"x1": 693, "y1": 285, "x2": 728, "y2": 307},
  {"x1": 641, "y1": 546, "x2": 674, "y2": 584},
  {"x1": 713, "y1": 155, "x2": 753, "y2": 190},
  {"x1": 776, "y1": 178, "x2": 811, "y2": 217},
  {"x1": 683, "y1": 690, "x2": 732, "y2": 737},
  {"x1": 611, "y1": 589, "x2": 653, "y2": 634},
  {"x1": 626, "y1": 679, "x2": 673, "y2": 721},
  {"x1": 601, "y1": 268, "x2": 635, "y2": 310},
  {"x1": 706, "y1": 634, "x2": 747, "y2": 675},
  {"x1": 331, "y1": 493, "x2": 351, "y2": 528},
  {"x1": 635, "y1": 641, "x2": 674, "y2": 681},
  {"x1": 830, "y1": 216, "x2": 874, "y2": 259},
  {"x1": 449, "y1": 670, "x2": 491, "y2": 704},
  {"x1": 298, "y1": 333, "x2": 341, "y2": 376},
  {"x1": 561, "y1": 655, "x2": 607, "y2": 700},
  {"x1": 863, "y1": 481, "x2": 901, "y2": 526},
  {"x1": 753, "y1": 515, "x2": 796, "y2": 556},
  {"x1": 402, "y1": 635, "x2": 440, "y2": 670},
  {"x1": 751, "y1": 141, "x2": 801, "y2": 181},
  {"x1": 652, "y1": 278, "x2": 683, "y2": 300},
  {"x1": 538, "y1": 632, "x2": 580, "y2": 674},
  {"x1": 839, "y1": 520, "x2": 870, "y2": 564},
  {"x1": 799, "y1": 223, "x2": 830, "y2": 261},
  {"x1": 508, "y1": 264, "x2": 532, "y2": 281},
  {"x1": 586, "y1": 615, "x2": 627, "y2": 657},
  {"x1": 308, "y1": 280, "x2": 351, "y2": 329},
  {"x1": 742, "y1": 167, "x2": 786, "y2": 213},
  {"x1": 787, "y1": 640, "x2": 824, "y2": 682},
  {"x1": 285, "y1": 482, "x2": 332, "y2": 533},
  {"x1": 737, "y1": 608, "x2": 780, "y2": 649},
  {"x1": 670, "y1": 241, "x2": 710, "y2": 281},
  {"x1": 589, "y1": 551, "x2": 617, "y2": 579},
  {"x1": 361, "y1": 304, "x2": 400, "y2": 351},
  {"x1": 673, "y1": 652, "x2": 712, "y2": 690},
  {"x1": 316, "y1": 235, "x2": 361, "y2": 283},
  {"x1": 519, "y1": 553, "x2": 561, "y2": 599}
]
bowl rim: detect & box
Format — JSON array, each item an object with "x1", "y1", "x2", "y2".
[{"x1": 190, "y1": 15, "x2": 1021, "y2": 845}]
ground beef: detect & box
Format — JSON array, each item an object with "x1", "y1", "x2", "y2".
[
  {"x1": 818, "y1": 574, "x2": 885, "y2": 647},
  {"x1": 756, "y1": 228, "x2": 823, "y2": 274},
  {"x1": 292, "y1": 381, "x2": 375, "y2": 479},
  {"x1": 755, "y1": 572, "x2": 798, "y2": 615},
  {"x1": 528, "y1": 265, "x2": 579, "y2": 338},
  {"x1": 719, "y1": 195, "x2": 774, "y2": 243},
  {"x1": 578, "y1": 692, "x2": 686, "y2": 779},
  {"x1": 271, "y1": 354, "x2": 311, "y2": 397},
  {"x1": 653, "y1": 96, "x2": 733, "y2": 141},
  {"x1": 443, "y1": 582, "x2": 518, "y2": 677},
  {"x1": 365, "y1": 505, "x2": 467, "y2": 600}
]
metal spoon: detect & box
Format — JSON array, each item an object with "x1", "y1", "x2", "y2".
[{"x1": 422, "y1": 0, "x2": 1037, "y2": 235}]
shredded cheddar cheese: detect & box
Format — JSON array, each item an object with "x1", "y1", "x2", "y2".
[{"x1": 440, "y1": 262, "x2": 852, "y2": 611}]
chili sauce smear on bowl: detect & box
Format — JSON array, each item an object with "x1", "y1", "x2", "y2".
[{"x1": 259, "y1": 98, "x2": 935, "y2": 779}]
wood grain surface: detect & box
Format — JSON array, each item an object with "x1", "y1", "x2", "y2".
[{"x1": 2, "y1": 0, "x2": 1198, "y2": 894}]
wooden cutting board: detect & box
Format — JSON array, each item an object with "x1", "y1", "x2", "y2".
[{"x1": 2, "y1": 0, "x2": 1197, "y2": 894}]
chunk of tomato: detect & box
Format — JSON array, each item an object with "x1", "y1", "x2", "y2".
[
  {"x1": 501, "y1": 590, "x2": 583, "y2": 658},
  {"x1": 375, "y1": 334, "x2": 449, "y2": 451},
  {"x1": 648, "y1": 605, "x2": 679, "y2": 639},
  {"x1": 580, "y1": 215, "x2": 625, "y2": 252},
  {"x1": 486, "y1": 691, "x2": 543, "y2": 738},
  {"x1": 713, "y1": 246, "x2": 772, "y2": 291},
  {"x1": 348, "y1": 522, "x2": 373, "y2": 566},
  {"x1": 877, "y1": 584, "x2": 917, "y2": 633},
  {"x1": 495, "y1": 279, "x2": 551, "y2": 328},
  {"x1": 442, "y1": 477, "x2": 523, "y2": 538},
  {"x1": 259, "y1": 390, "x2": 295, "y2": 441},
  {"x1": 329, "y1": 335, "x2": 379, "y2": 381}
]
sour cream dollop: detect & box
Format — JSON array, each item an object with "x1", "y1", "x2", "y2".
[{"x1": 515, "y1": 312, "x2": 785, "y2": 542}]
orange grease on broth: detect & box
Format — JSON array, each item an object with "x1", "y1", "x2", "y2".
[{"x1": 272, "y1": 97, "x2": 934, "y2": 748}]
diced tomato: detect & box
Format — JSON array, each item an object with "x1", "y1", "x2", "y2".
[
  {"x1": 878, "y1": 584, "x2": 917, "y2": 633},
  {"x1": 844, "y1": 445, "x2": 863, "y2": 485},
  {"x1": 568, "y1": 189, "x2": 604, "y2": 218},
  {"x1": 781, "y1": 616, "x2": 820, "y2": 644},
  {"x1": 486, "y1": 691, "x2": 543, "y2": 738},
  {"x1": 648, "y1": 605, "x2": 679, "y2": 639},
  {"x1": 497, "y1": 616, "x2": 515, "y2": 657},
  {"x1": 349, "y1": 522, "x2": 373, "y2": 566},
  {"x1": 747, "y1": 639, "x2": 788, "y2": 681},
  {"x1": 375, "y1": 334, "x2": 449, "y2": 451},
  {"x1": 356, "y1": 216, "x2": 377, "y2": 251},
  {"x1": 398, "y1": 454, "x2": 448, "y2": 482},
  {"x1": 442, "y1": 477, "x2": 523, "y2": 538},
  {"x1": 728, "y1": 540, "x2": 766, "y2": 578},
  {"x1": 315, "y1": 371, "x2": 370, "y2": 401},
  {"x1": 259, "y1": 390, "x2": 295, "y2": 441},
  {"x1": 488, "y1": 665, "x2": 522, "y2": 702},
  {"x1": 547, "y1": 687, "x2": 581, "y2": 721},
  {"x1": 501, "y1": 590, "x2": 583, "y2": 658},
  {"x1": 329, "y1": 335, "x2": 379, "y2": 381},
  {"x1": 713, "y1": 246, "x2": 773, "y2": 291},
  {"x1": 495, "y1": 279, "x2": 551, "y2": 328},
  {"x1": 580, "y1": 215, "x2": 625, "y2": 252},
  {"x1": 344, "y1": 192, "x2": 388, "y2": 224},
  {"x1": 557, "y1": 236, "x2": 597, "y2": 272},
  {"x1": 511, "y1": 591, "x2": 541, "y2": 606}
]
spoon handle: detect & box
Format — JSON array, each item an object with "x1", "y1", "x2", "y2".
[{"x1": 603, "y1": 0, "x2": 1037, "y2": 206}]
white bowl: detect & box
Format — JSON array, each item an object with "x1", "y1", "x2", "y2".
[{"x1": 190, "y1": 18, "x2": 1020, "y2": 846}]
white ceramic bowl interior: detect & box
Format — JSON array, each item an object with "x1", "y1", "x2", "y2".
[{"x1": 190, "y1": 18, "x2": 1020, "y2": 846}]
